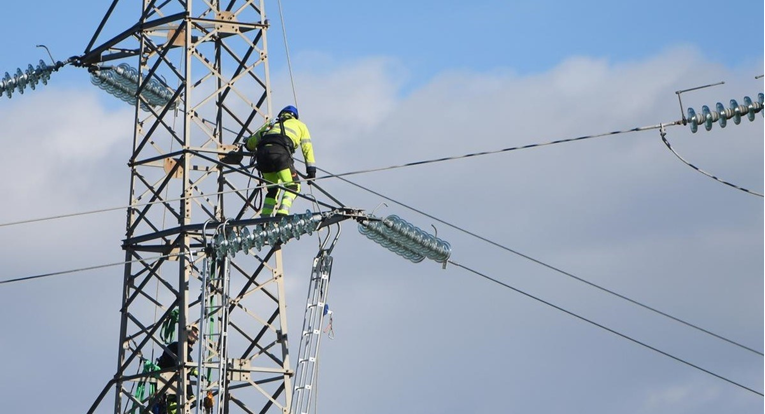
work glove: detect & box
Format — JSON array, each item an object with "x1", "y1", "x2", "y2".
[
  {"x1": 306, "y1": 166, "x2": 317, "y2": 184},
  {"x1": 220, "y1": 145, "x2": 244, "y2": 165}
]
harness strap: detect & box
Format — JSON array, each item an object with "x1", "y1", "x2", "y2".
[
  {"x1": 257, "y1": 116, "x2": 295, "y2": 153},
  {"x1": 257, "y1": 133, "x2": 294, "y2": 153}
]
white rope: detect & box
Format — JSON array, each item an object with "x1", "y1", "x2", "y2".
[{"x1": 277, "y1": 0, "x2": 299, "y2": 107}]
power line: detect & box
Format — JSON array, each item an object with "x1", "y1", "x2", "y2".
[
  {"x1": 660, "y1": 125, "x2": 763, "y2": 197},
  {"x1": 2, "y1": 120, "x2": 761, "y2": 358},
  {"x1": 448, "y1": 260, "x2": 763, "y2": 397},
  {"x1": 0, "y1": 120, "x2": 693, "y2": 230},
  {"x1": 0, "y1": 186, "x2": 261, "y2": 228},
  {"x1": 0, "y1": 254, "x2": 182, "y2": 285},
  {"x1": 323, "y1": 168, "x2": 764, "y2": 357},
  {"x1": 2, "y1": 142, "x2": 761, "y2": 393},
  {"x1": 0, "y1": 165, "x2": 336, "y2": 229},
  {"x1": 322, "y1": 121, "x2": 681, "y2": 180}
]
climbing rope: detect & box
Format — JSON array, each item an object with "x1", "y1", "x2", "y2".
[
  {"x1": 160, "y1": 308, "x2": 180, "y2": 344},
  {"x1": 130, "y1": 359, "x2": 161, "y2": 414},
  {"x1": 277, "y1": 0, "x2": 299, "y2": 107}
]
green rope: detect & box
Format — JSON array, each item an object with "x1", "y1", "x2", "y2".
[
  {"x1": 161, "y1": 308, "x2": 179, "y2": 344},
  {"x1": 130, "y1": 360, "x2": 161, "y2": 414}
]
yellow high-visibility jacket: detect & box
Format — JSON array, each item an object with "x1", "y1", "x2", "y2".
[{"x1": 245, "y1": 115, "x2": 315, "y2": 168}]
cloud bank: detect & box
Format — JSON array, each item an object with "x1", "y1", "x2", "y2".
[{"x1": 0, "y1": 45, "x2": 761, "y2": 413}]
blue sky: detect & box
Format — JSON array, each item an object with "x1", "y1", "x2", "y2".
[
  {"x1": 274, "y1": 1, "x2": 763, "y2": 86},
  {"x1": 7, "y1": 1, "x2": 762, "y2": 92},
  {"x1": 0, "y1": 1, "x2": 762, "y2": 414},
  {"x1": 286, "y1": 1, "x2": 763, "y2": 68}
]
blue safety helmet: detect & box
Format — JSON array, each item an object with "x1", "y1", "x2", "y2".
[{"x1": 279, "y1": 105, "x2": 299, "y2": 119}]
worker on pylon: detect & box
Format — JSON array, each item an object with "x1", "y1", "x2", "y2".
[
  {"x1": 155, "y1": 324, "x2": 199, "y2": 414},
  {"x1": 244, "y1": 105, "x2": 316, "y2": 217}
]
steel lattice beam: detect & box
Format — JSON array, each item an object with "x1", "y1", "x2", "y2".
[{"x1": 84, "y1": 1, "x2": 295, "y2": 413}]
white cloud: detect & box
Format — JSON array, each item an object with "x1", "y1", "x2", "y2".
[
  {"x1": 0, "y1": 89, "x2": 131, "y2": 218},
  {"x1": 641, "y1": 380, "x2": 725, "y2": 414}
]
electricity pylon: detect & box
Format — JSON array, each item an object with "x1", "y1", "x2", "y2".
[{"x1": 82, "y1": 1, "x2": 295, "y2": 413}]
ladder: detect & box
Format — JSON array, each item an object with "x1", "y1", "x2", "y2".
[
  {"x1": 196, "y1": 251, "x2": 231, "y2": 414},
  {"x1": 290, "y1": 247, "x2": 335, "y2": 414}
]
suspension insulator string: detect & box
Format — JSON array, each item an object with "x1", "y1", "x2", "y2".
[
  {"x1": 0, "y1": 59, "x2": 67, "y2": 99},
  {"x1": 213, "y1": 211, "x2": 323, "y2": 258},
  {"x1": 358, "y1": 215, "x2": 452, "y2": 266},
  {"x1": 686, "y1": 93, "x2": 764, "y2": 133},
  {"x1": 89, "y1": 63, "x2": 178, "y2": 111}
]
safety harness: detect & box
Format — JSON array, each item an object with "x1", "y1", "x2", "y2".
[{"x1": 257, "y1": 116, "x2": 295, "y2": 154}]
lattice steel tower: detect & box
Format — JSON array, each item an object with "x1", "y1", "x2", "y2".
[{"x1": 82, "y1": 1, "x2": 294, "y2": 413}]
